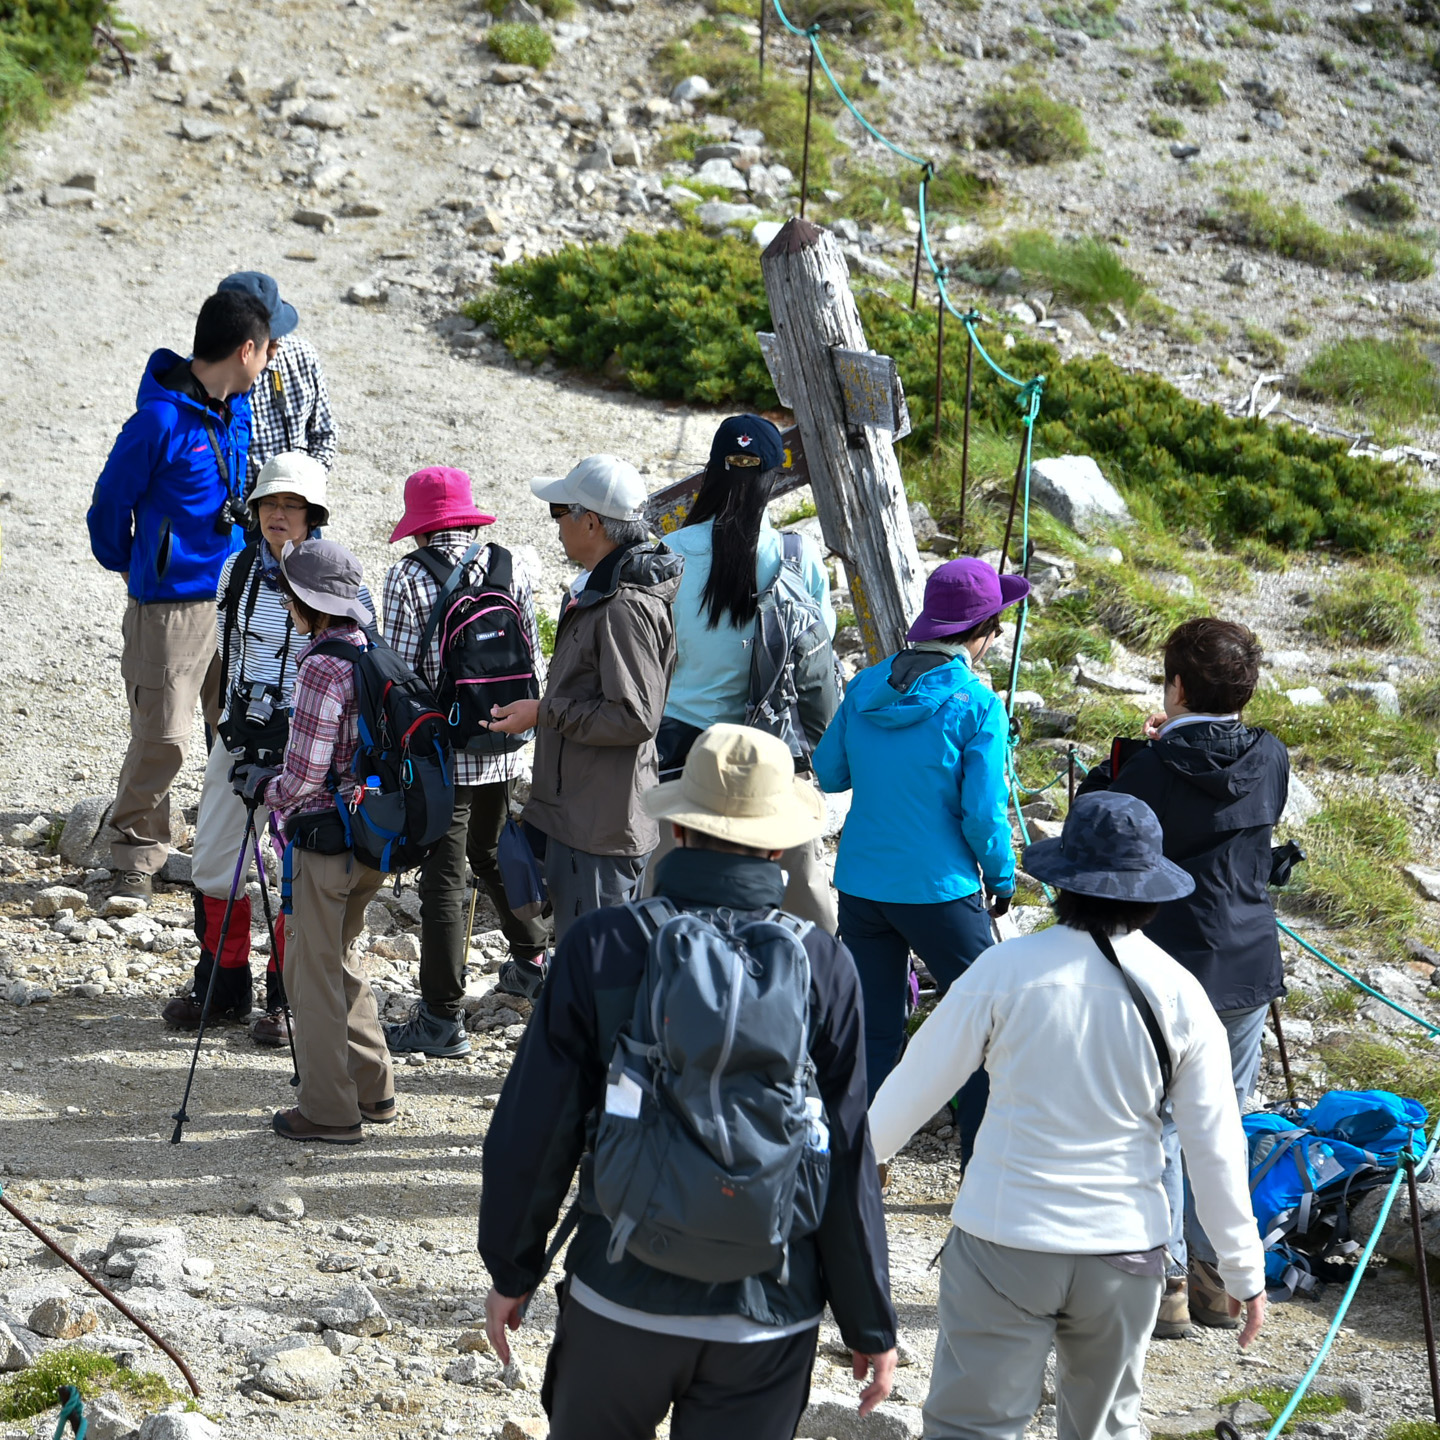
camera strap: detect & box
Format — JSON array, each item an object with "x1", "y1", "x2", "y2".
[
  {"x1": 199, "y1": 414, "x2": 232, "y2": 493},
  {"x1": 1088, "y1": 928, "x2": 1174, "y2": 1102}
]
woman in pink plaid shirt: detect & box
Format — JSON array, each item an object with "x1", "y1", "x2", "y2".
[{"x1": 233, "y1": 537, "x2": 396, "y2": 1145}]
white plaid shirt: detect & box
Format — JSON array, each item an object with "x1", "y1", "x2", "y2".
[
  {"x1": 247, "y1": 334, "x2": 337, "y2": 484},
  {"x1": 381, "y1": 530, "x2": 547, "y2": 787}
]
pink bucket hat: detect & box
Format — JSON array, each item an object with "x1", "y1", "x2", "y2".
[{"x1": 389, "y1": 466, "x2": 496, "y2": 543}]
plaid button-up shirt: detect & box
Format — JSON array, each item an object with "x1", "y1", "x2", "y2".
[
  {"x1": 381, "y1": 529, "x2": 546, "y2": 788},
  {"x1": 261, "y1": 624, "x2": 364, "y2": 824},
  {"x1": 247, "y1": 334, "x2": 338, "y2": 485}
]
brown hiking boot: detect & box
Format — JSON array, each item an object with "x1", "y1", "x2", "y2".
[
  {"x1": 1153, "y1": 1276, "x2": 1193, "y2": 1339},
  {"x1": 162, "y1": 991, "x2": 252, "y2": 1029},
  {"x1": 1189, "y1": 1259, "x2": 1242, "y2": 1330},
  {"x1": 359, "y1": 1097, "x2": 397, "y2": 1124},
  {"x1": 250, "y1": 1009, "x2": 291, "y2": 1047},
  {"x1": 271, "y1": 1107, "x2": 363, "y2": 1145}
]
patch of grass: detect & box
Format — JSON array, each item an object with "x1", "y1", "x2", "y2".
[
  {"x1": 1298, "y1": 337, "x2": 1440, "y2": 431},
  {"x1": 654, "y1": 125, "x2": 715, "y2": 164},
  {"x1": 1388, "y1": 1424, "x2": 1440, "y2": 1440},
  {"x1": 784, "y1": 0, "x2": 917, "y2": 36},
  {"x1": 731, "y1": 82, "x2": 842, "y2": 187},
  {"x1": 994, "y1": 231, "x2": 1150, "y2": 323},
  {"x1": 1316, "y1": 795, "x2": 1413, "y2": 858},
  {"x1": 1025, "y1": 616, "x2": 1112, "y2": 670},
  {"x1": 1303, "y1": 568, "x2": 1423, "y2": 649},
  {"x1": 1154, "y1": 44, "x2": 1227, "y2": 106},
  {"x1": 1146, "y1": 110, "x2": 1186, "y2": 138},
  {"x1": 837, "y1": 161, "x2": 999, "y2": 225},
  {"x1": 1363, "y1": 144, "x2": 1412, "y2": 178},
  {"x1": 1293, "y1": 804, "x2": 1416, "y2": 933},
  {"x1": 0, "y1": 1348, "x2": 181, "y2": 1422},
  {"x1": 481, "y1": 0, "x2": 574, "y2": 14},
  {"x1": 1048, "y1": 0, "x2": 1122, "y2": 38},
  {"x1": 1402, "y1": 677, "x2": 1440, "y2": 722},
  {"x1": 1348, "y1": 178, "x2": 1419, "y2": 222},
  {"x1": 1219, "y1": 1387, "x2": 1346, "y2": 1433},
  {"x1": 1322, "y1": 986, "x2": 1359, "y2": 1018},
  {"x1": 1058, "y1": 560, "x2": 1209, "y2": 651},
  {"x1": 1248, "y1": 690, "x2": 1436, "y2": 774},
  {"x1": 1322, "y1": 1036, "x2": 1440, "y2": 1119},
  {"x1": 1211, "y1": 187, "x2": 1433, "y2": 281},
  {"x1": 1242, "y1": 322, "x2": 1286, "y2": 364},
  {"x1": 976, "y1": 85, "x2": 1089, "y2": 163},
  {"x1": 1070, "y1": 694, "x2": 1149, "y2": 746},
  {"x1": 486, "y1": 22, "x2": 553, "y2": 69},
  {"x1": 1334, "y1": 10, "x2": 1412, "y2": 53}
]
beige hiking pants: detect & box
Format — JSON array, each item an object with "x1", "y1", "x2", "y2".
[
  {"x1": 285, "y1": 849, "x2": 392, "y2": 1128},
  {"x1": 110, "y1": 597, "x2": 217, "y2": 876}
]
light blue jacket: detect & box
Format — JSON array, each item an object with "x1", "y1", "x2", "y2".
[
  {"x1": 813, "y1": 648, "x2": 1016, "y2": 904},
  {"x1": 663, "y1": 518, "x2": 835, "y2": 731}
]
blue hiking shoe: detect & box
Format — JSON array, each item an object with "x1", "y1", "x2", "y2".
[{"x1": 384, "y1": 1000, "x2": 472, "y2": 1058}]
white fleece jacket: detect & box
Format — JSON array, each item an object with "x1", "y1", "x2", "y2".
[{"x1": 869, "y1": 924, "x2": 1266, "y2": 1301}]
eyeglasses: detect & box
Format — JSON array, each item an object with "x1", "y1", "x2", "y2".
[
  {"x1": 257, "y1": 498, "x2": 308, "y2": 515},
  {"x1": 548, "y1": 502, "x2": 574, "y2": 520}
]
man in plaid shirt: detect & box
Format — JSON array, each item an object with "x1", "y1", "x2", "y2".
[
  {"x1": 381, "y1": 467, "x2": 552, "y2": 1060},
  {"x1": 218, "y1": 272, "x2": 337, "y2": 488}
]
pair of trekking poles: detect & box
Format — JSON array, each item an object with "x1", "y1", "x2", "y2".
[{"x1": 171, "y1": 794, "x2": 300, "y2": 1144}]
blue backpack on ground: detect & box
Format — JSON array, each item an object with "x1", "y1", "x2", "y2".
[{"x1": 1244, "y1": 1089, "x2": 1429, "y2": 1297}]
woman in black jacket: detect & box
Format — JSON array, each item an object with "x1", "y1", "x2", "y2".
[{"x1": 1077, "y1": 618, "x2": 1288, "y2": 1337}]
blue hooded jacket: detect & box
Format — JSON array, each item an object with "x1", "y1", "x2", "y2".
[
  {"x1": 813, "y1": 648, "x2": 1016, "y2": 904},
  {"x1": 87, "y1": 349, "x2": 250, "y2": 603}
]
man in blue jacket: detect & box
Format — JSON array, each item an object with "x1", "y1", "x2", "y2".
[
  {"x1": 87, "y1": 289, "x2": 272, "y2": 907},
  {"x1": 814, "y1": 557, "x2": 1027, "y2": 1161}
]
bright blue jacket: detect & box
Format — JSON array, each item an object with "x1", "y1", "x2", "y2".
[
  {"x1": 87, "y1": 349, "x2": 250, "y2": 603},
  {"x1": 813, "y1": 649, "x2": 1016, "y2": 904}
]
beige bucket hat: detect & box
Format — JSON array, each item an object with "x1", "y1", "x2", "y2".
[{"x1": 643, "y1": 724, "x2": 826, "y2": 851}]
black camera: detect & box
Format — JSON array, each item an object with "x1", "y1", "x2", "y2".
[
  {"x1": 218, "y1": 681, "x2": 290, "y2": 766},
  {"x1": 214, "y1": 495, "x2": 250, "y2": 534},
  {"x1": 1269, "y1": 839, "x2": 1306, "y2": 888}
]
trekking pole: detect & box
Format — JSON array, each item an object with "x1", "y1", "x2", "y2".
[
  {"x1": 171, "y1": 807, "x2": 257, "y2": 1143},
  {"x1": 518, "y1": 1204, "x2": 581, "y2": 1322},
  {"x1": 251, "y1": 817, "x2": 300, "y2": 1088},
  {"x1": 467, "y1": 873, "x2": 481, "y2": 956},
  {"x1": 1269, "y1": 999, "x2": 1297, "y2": 1105},
  {"x1": 0, "y1": 1184, "x2": 202, "y2": 1397},
  {"x1": 1406, "y1": 1151, "x2": 1440, "y2": 1422}
]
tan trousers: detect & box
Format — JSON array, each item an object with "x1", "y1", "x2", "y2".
[
  {"x1": 191, "y1": 739, "x2": 274, "y2": 897},
  {"x1": 111, "y1": 597, "x2": 217, "y2": 875},
  {"x1": 285, "y1": 849, "x2": 391, "y2": 1128},
  {"x1": 642, "y1": 819, "x2": 839, "y2": 934}
]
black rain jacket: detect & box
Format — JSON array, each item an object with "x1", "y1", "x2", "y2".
[
  {"x1": 478, "y1": 848, "x2": 897, "y2": 1355},
  {"x1": 1077, "y1": 719, "x2": 1290, "y2": 1012}
]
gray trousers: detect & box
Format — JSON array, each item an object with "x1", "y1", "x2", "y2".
[
  {"x1": 1161, "y1": 1002, "x2": 1267, "y2": 1269},
  {"x1": 925, "y1": 1229, "x2": 1161, "y2": 1440},
  {"x1": 544, "y1": 838, "x2": 647, "y2": 944}
]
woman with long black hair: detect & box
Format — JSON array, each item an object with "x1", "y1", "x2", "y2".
[{"x1": 647, "y1": 415, "x2": 839, "y2": 928}]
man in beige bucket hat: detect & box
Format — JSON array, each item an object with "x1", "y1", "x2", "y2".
[{"x1": 478, "y1": 724, "x2": 898, "y2": 1440}]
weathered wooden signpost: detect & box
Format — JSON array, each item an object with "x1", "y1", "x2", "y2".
[{"x1": 758, "y1": 218, "x2": 925, "y2": 664}]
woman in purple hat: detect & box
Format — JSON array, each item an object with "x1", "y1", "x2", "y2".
[{"x1": 813, "y1": 557, "x2": 1029, "y2": 1139}]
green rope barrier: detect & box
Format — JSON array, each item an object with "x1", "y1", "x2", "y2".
[
  {"x1": 1277, "y1": 920, "x2": 1440, "y2": 1037},
  {"x1": 1262, "y1": 1126, "x2": 1440, "y2": 1440}
]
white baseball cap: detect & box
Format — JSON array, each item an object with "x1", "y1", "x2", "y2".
[
  {"x1": 531, "y1": 454, "x2": 647, "y2": 521},
  {"x1": 249, "y1": 451, "x2": 329, "y2": 526}
]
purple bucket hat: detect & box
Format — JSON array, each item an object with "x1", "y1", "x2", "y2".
[{"x1": 906, "y1": 558, "x2": 1031, "y2": 643}]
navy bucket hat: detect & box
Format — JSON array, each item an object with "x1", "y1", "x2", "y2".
[{"x1": 1024, "y1": 792, "x2": 1195, "y2": 903}]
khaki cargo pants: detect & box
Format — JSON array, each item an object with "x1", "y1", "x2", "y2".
[{"x1": 111, "y1": 597, "x2": 218, "y2": 876}]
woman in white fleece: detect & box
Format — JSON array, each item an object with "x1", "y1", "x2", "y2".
[{"x1": 869, "y1": 791, "x2": 1267, "y2": 1440}]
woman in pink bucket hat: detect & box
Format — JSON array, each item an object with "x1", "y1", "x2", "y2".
[{"x1": 813, "y1": 556, "x2": 1028, "y2": 1164}]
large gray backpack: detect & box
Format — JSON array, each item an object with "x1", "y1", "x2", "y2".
[
  {"x1": 592, "y1": 898, "x2": 832, "y2": 1285},
  {"x1": 745, "y1": 532, "x2": 840, "y2": 769}
]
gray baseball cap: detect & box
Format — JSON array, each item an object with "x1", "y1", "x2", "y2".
[
  {"x1": 279, "y1": 538, "x2": 372, "y2": 627},
  {"x1": 531, "y1": 454, "x2": 647, "y2": 520}
]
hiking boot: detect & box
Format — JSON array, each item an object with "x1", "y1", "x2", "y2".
[
  {"x1": 360, "y1": 1097, "x2": 398, "y2": 1124},
  {"x1": 496, "y1": 954, "x2": 547, "y2": 1002},
  {"x1": 161, "y1": 988, "x2": 253, "y2": 1029},
  {"x1": 102, "y1": 870, "x2": 152, "y2": 916},
  {"x1": 1153, "y1": 1276, "x2": 1193, "y2": 1339},
  {"x1": 271, "y1": 1107, "x2": 363, "y2": 1146},
  {"x1": 877, "y1": 1162, "x2": 891, "y2": 1192},
  {"x1": 384, "y1": 1000, "x2": 472, "y2": 1058},
  {"x1": 250, "y1": 1009, "x2": 291, "y2": 1047},
  {"x1": 1189, "y1": 1258, "x2": 1242, "y2": 1330}
]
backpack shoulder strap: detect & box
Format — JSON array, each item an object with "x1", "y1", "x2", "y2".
[
  {"x1": 1089, "y1": 928, "x2": 1174, "y2": 1098},
  {"x1": 762, "y1": 907, "x2": 814, "y2": 944},
  {"x1": 220, "y1": 543, "x2": 261, "y2": 689},
  {"x1": 416, "y1": 542, "x2": 483, "y2": 662},
  {"x1": 781, "y1": 531, "x2": 804, "y2": 569},
  {"x1": 484, "y1": 543, "x2": 515, "y2": 592},
  {"x1": 628, "y1": 895, "x2": 678, "y2": 942}
]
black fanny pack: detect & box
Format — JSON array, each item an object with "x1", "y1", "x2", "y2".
[{"x1": 286, "y1": 809, "x2": 351, "y2": 856}]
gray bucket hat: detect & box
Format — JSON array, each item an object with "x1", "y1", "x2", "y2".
[
  {"x1": 279, "y1": 538, "x2": 372, "y2": 627},
  {"x1": 1024, "y1": 792, "x2": 1195, "y2": 903}
]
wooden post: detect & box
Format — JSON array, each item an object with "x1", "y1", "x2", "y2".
[{"x1": 761, "y1": 219, "x2": 927, "y2": 664}]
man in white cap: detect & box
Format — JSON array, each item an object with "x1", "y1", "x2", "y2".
[
  {"x1": 487, "y1": 455, "x2": 682, "y2": 941},
  {"x1": 479, "y1": 725, "x2": 897, "y2": 1439}
]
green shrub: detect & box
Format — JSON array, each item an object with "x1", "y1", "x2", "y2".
[
  {"x1": 1303, "y1": 568, "x2": 1423, "y2": 648},
  {"x1": 0, "y1": 1348, "x2": 179, "y2": 1422},
  {"x1": 487, "y1": 22, "x2": 553, "y2": 69},
  {"x1": 467, "y1": 232, "x2": 1440, "y2": 558},
  {"x1": 1146, "y1": 110, "x2": 1185, "y2": 138},
  {"x1": 976, "y1": 85, "x2": 1089, "y2": 163},
  {"x1": 1348, "y1": 178, "x2": 1419, "y2": 222},
  {"x1": 0, "y1": 0, "x2": 113, "y2": 145},
  {"x1": 1153, "y1": 45, "x2": 1227, "y2": 106},
  {"x1": 1212, "y1": 187, "x2": 1433, "y2": 281},
  {"x1": 1299, "y1": 337, "x2": 1440, "y2": 430}
]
